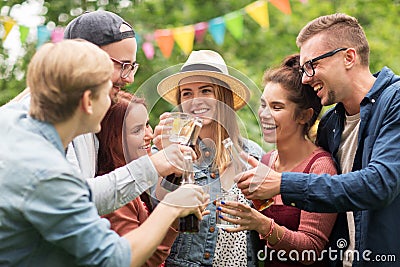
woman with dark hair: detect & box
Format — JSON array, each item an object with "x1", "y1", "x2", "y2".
[
  {"x1": 96, "y1": 91, "x2": 178, "y2": 267},
  {"x1": 219, "y1": 54, "x2": 338, "y2": 266}
]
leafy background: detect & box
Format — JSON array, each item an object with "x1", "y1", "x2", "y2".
[{"x1": 1, "y1": 0, "x2": 400, "y2": 149}]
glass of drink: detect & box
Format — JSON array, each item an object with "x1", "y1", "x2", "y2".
[
  {"x1": 161, "y1": 115, "x2": 202, "y2": 191},
  {"x1": 168, "y1": 112, "x2": 195, "y2": 144},
  {"x1": 178, "y1": 151, "x2": 200, "y2": 233},
  {"x1": 222, "y1": 138, "x2": 274, "y2": 211},
  {"x1": 216, "y1": 191, "x2": 239, "y2": 229}
]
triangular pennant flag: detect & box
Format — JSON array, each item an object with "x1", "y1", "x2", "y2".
[
  {"x1": 51, "y1": 27, "x2": 64, "y2": 43},
  {"x1": 142, "y1": 41, "x2": 155, "y2": 60},
  {"x1": 194, "y1": 22, "x2": 208, "y2": 43},
  {"x1": 36, "y1": 25, "x2": 50, "y2": 49},
  {"x1": 245, "y1": 0, "x2": 269, "y2": 29},
  {"x1": 135, "y1": 33, "x2": 142, "y2": 45},
  {"x1": 208, "y1": 17, "x2": 226, "y2": 46},
  {"x1": 154, "y1": 29, "x2": 174, "y2": 59},
  {"x1": 173, "y1": 25, "x2": 195, "y2": 55},
  {"x1": 2, "y1": 17, "x2": 16, "y2": 41},
  {"x1": 270, "y1": 0, "x2": 292, "y2": 15},
  {"x1": 19, "y1": 25, "x2": 30, "y2": 44},
  {"x1": 224, "y1": 10, "x2": 244, "y2": 40}
]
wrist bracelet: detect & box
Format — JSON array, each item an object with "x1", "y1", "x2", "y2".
[{"x1": 260, "y1": 218, "x2": 275, "y2": 240}]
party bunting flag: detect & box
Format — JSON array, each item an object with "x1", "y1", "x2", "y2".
[
  {"x1": 224, "y1": 10, "x2": 244, "y2": 40},
  {"x1": 194, "y1": 22, "x2": 208, "y2": 43},
  {"x1": 245, "y1": 0, "x2": 269, "y2": 29},
  {"x1": 19, "y1": 25, "x2": 29, "y2": 44},
  {"x1": 270, "y1": 0, "x2": 292, "y2": 15},
  {"x1": 173, "y1": 25, "x2": 195, "y2": 55},
  {"x1": 208, "y1": 17, "x2": 225, "y2": 46},
  {"x1": 36, "y1": 25, "x2": 50, "y2": 49},
  {"x1": 2, "y1": 17, "x2": 16, "y2": 41},
  {"x1": 51, "y1": 27, "x2": 64, "y2": 43},
  {"x1": 135, "y1": 33, "x2": 142, "y2": 46},
  {"x1": 142, "y1": 42, "x2": 155, "y2": 59},
  {"x1": 154, "y1": 29, "x2": 174, "y2": 59}
]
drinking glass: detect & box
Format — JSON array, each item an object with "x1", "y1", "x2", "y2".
[
  {"x1": 168, "y1": 112, "x2": 194, "y2": 144},
  {"x1": 216, "y1": 191, "x2": 239, "y2": 229}
]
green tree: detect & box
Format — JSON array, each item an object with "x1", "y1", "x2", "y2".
[{"x1": 2, "y1": 0, "x2": 400, "y2": 147}]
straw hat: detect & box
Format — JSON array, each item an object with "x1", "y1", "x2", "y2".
[{"x1": 157, "y1": 50, "x2": 250, "y2": 110}]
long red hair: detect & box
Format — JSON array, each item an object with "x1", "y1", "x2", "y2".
[{"x1": 96, "y1": 91, "x2": 146, "y2": 175}]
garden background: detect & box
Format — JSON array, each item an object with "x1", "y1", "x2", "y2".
[{"x1": 1, "y1": 0, "x2": 399, "y2": 148}]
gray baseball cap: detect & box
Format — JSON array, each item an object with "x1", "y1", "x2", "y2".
[{"x1": 64, "y1": 10, "x2": 135, "y2": 46}]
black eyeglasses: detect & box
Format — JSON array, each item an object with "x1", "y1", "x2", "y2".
[
  {"x1": 110, "y1": 57, "x2": 139, "y2": 79},
  {"x1": 300, "y1": 48, "x2": 347, "y2": 77}
]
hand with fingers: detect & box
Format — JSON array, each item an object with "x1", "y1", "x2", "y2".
[
  {"x1": 216, "y1": 200, "x2": 282, "y2": 246},
  {"x1": 152, "y1": 112, "x2": 175, "y2": 150},
  {"x1": 161, "y1": 184, "x2": 210, "y2": 220},
  {"x1": 149, "y1": 143, "x2": 197, "y2": 177},
  {"x1": 216, "y1": 201, "x2": 267, "y2": 233}
]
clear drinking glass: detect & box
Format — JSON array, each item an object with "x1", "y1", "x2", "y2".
[
  {"x1": 222, "y1": 138, "x2": 274, "y2": 211},
  {"x1": 215, "y1": 191, "x2": 239, "y2": 229},
  {"x1": 168, "y1": 112, "x2": 195, "y2": 144}
]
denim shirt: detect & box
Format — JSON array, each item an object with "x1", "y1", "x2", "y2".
[
  {"x1": 164, "y1": 138, "x2": 264, "y2": 267},
  {"x1": 281, "y1": 67, "x2": 400, "y2": 266},
  {"x1": 0, "y1": 104, "x2": 131, "y2": 267}
]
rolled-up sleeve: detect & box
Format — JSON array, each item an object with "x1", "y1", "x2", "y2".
[{"x1": 88, "y1": 155, "x2": 159, "y2": 215}]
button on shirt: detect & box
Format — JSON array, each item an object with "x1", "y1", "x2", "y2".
[{"x1": 0, "y1": 105, "x2": 131, "y2": 267}]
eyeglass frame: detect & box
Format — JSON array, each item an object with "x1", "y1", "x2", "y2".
[
  {"x1": 110, "y1": 57, "x2": 139, "y2": 79},
  {"x1": 299, "y1": 48, "x2": 348, "y2": 77}
]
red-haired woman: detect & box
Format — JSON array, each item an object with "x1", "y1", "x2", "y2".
[{"x1": 96, "y1": 91, "x2": 177, "y2": 267}]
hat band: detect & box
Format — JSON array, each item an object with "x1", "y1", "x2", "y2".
[{"x1": 181, "y1": 64, "x2": 222, "y2": 73}]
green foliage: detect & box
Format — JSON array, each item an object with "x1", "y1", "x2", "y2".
[{"x1": 2, "y1": 0, "x2": 400, "y2": 146}]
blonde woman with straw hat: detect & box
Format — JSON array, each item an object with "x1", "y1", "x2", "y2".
[{"x1": 153, "y1": 50, "x2": 264, "y2": 267}]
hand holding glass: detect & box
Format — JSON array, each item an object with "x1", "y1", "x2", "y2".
[
  {"x1": 222, "y1": 138, "x2": 273, "y2": 211},
  {"x1": 216, "y1": 192, "x2": 239, "y2": 229}
]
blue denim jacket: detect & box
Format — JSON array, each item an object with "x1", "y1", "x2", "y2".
[
  {"x1": 0, "y1": 104, "x2": 131, "y2": 267},
  {"x1": 164, "y1": 138, "x2": 264, "y2": 267},
  {"x1": 281, "y1": 67, "x2": 400, "y2": 266}
]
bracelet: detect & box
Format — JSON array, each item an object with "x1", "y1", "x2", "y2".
[{"x1": 259, "y1": 219, "x2": 275, "y2": 240}]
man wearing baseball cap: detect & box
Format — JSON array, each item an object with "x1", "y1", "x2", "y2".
[{"x1": 11, "y1": 10, "x2": 189, "y2": 216}]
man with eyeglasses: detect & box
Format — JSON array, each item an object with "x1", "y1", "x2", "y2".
[
  {"x1": 236, "y1": 13, "x2": 400, "y2": 266},
  {"x1": 11, "y1": 10, "x2": 191, "y2": 217}
]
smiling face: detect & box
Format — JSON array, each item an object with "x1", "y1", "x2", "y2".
[
  {"x1": 259, "y1": 82, "x2": 306, "y2": 144},
  {"x1": 124, "y1": 104, "x2": 153, "y2": 160},
  {"x1": 100, "y1": 35, "x2": 138, "y2": 101},
  {"x1": 299, "y1": 34, "x2": 349, "y2": 106},
  {"x1": 178, "y1": 76, "x2": 217, "y2": 126}
]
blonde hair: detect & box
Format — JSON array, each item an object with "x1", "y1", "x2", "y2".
[
  {"x1": 177, "y1": 77, "x2": 241, "y2": 172},
  {"x1": 296, "y1": 13, "x2": 369, "y2": 66},
  {"x1": 28, "y1": 39, "x2": 113, "y2": 124}
]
